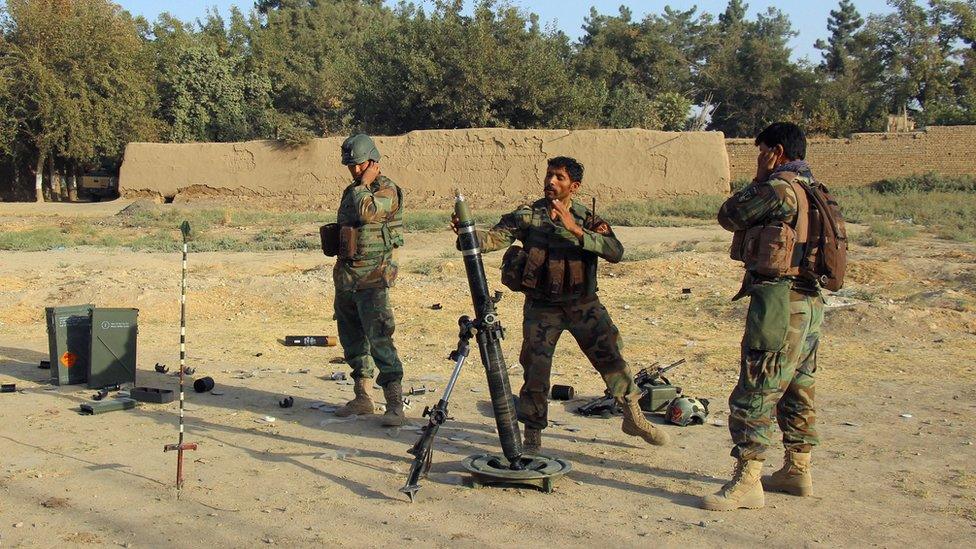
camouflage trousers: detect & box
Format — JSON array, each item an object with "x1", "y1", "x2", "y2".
[
  {"x1": 517, "y1": 294, "x2": 638, "y2": 430},
  {"x1": 729, "y1": 282, "x2": 824, "y2": 461},
  {"x1": 334, "y1": 287, "x2": 403, "y2": 387}
]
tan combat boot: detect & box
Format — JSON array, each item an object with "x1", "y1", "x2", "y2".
[
  {"x1": 762, "y1": 450, "x2": 813, "y2": 496},
  {"x1": 335, "y1": 377, "x2": 375, "y2": 417},
  {"x1": 381, "y1": 381, "x2": 406, "y2": 427},
  {"x1": 617, "y1": 395, "x2": 670, "y2": 446},
  {"x1": 701, "y1": 459, "x2": 765, "y2": 511},
  {"x1": 523, "y1": 427, "x2": 542, "y2": 454}
]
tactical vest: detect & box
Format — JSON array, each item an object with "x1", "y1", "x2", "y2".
[
  {"x1": 511, "y1": 202, "x2": 598, "y2": 301},
  {"x1": 730, "y1": 171, "x2": 847, "y2": 290},
  {"x1": 337, "y1": 182, "x2": 403, "y2": 261},
  {"x1": 730, "y1": 174, "x2": 808, "y2": 278}
]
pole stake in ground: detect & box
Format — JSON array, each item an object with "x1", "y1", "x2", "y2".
[{"x1": 164, "y1": 220, "x2": 197, "y2": 495}]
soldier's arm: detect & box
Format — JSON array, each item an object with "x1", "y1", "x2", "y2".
[
  {"x1": 474, "y1": 207, "x2": 530, "y2": 254},
  {"x1": 579, "y1": 214, "x2": 624, "y2": 263},
  {"x1": 353, "y1": 182, "x2": 399, "y2": 224},
  {"x1": 717, "y1": 179, "x2": 797, "y2": 232}
]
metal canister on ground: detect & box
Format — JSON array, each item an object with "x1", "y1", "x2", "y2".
[{"x1": 193, "y1": 376, "x2": 215, "y2": 393}]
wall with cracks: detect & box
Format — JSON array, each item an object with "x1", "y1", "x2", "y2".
[{"x1": 119, "y1": 128, "x2": 731, "y2": 207}]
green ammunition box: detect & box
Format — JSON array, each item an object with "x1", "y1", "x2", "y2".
[
  {"x1": 639, "y1": 384, "x2": 679, "y2": 413},
  {"x1": 45, "y1": 304, "x2": 93, "y2": 386},
  {"x1": 88, "y1": 308, "x2": 138, "y2": 388}
]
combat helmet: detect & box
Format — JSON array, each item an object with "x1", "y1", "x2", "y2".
[
  {"x1": 666, "y1": 396, "x2": 709, "y2": 426},
  {"x1": 341, "y1": 133, "x2": 381, "y2": 166}
]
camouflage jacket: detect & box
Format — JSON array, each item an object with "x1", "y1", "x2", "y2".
[
  {"x1": 333, "y1": 175, "x2": 403, "y2": 292},
  {"x1": 475, "y1": 197, "x2": 623, "y2": 302},
  {"x1": 718, "y1": 170, "x2": 819, "y2": 294}
]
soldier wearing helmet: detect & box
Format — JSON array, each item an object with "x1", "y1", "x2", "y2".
[{"x1": 331, "y1": 134, "x2": 407, "y2": 426}]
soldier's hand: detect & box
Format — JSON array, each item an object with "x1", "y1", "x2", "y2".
[
  {"x1": 450, "y1": 213, "x2": 460, "y2": 234},
  {"x1": 360, "y1": 161, "x2": 381, "y2": 186},
  {"x1": 755, "y1": 148, "x2": 778, "y2": 182},
  {"x1": 551, "y1": 199, "x2": 584, "y2": 239}
]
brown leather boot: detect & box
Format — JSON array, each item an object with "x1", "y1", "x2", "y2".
[
  {"x1": 762, "y1": 450, "x2": 813, "y2": 496},
  {"x1": 335, "y1": 377, "x2": 374, "y2": 417},
  {"x1": 701, "y1": 459, "x2": 765, "y2": 511},
  {"x1": 617, "y1": 394, "x2": 670, "y2": 446},
  {"x1": 381, "y1": 381, "x2": 405, "y2": 427},
  {"x1": 523, "y1": 426, "x2": 542, "y2": 454}
]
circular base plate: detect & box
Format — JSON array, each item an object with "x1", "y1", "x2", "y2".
[{"x1": 461, "y1": 453, "x2": 571, "y2": 493}]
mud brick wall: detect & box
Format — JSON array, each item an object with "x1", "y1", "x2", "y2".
[
  {"x1": 120, "y1": 128, "x2": 731, "y2": 207},
  {"x1": 726, "y1": 126, "x2": 976, "y2": 186}
]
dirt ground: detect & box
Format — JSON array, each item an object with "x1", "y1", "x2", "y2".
[{"x1": 1, "y1": 200, "x2": 974, "y2": 548}]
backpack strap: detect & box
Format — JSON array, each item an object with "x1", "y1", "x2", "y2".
[
  {"x1": 789, "y1": 181, "x2": 809, "y2": 268},
  {"x1": 772, "y1": 171, "x2": 809, "y2": 270}
]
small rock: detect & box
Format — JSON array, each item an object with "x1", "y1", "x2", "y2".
[
  {"x1": 699, "y1": 520, "x2": 707, "y2": 528},
  {"x1": 623, "y1": 304, "x2": 632, "y2": 310},
  {"x1": 842, "y1": 421, "x2": 861, "y2": 427},
  {"x1": 316, "y1": 448, "x2": 360, "y2": 460},
  {"x1": 255, "y1": 352, "x2": 263, "y2": 357},
  {"x1": 900, "y1": 414, "x2": 913, "y2": 419},
  {"x1": 14, "y1": 522, "x2": 23, "y2": 528},
  {"x1": 565, "y1": 427, "x2": 581, "y2": 433}
]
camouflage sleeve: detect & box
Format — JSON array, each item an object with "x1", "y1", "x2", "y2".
[
  {"x1": 352, "y1": 182, "x2": 399, "y2": 223},
  {"x1": 717, "y1": 179, "x2": 798, "y2": 231},
  {"x1": 579, "y1": 214, "x2": 623, "y2": 263},
  {"x1": 474, "y1": 206, "x2": 531, "y2": 254}
]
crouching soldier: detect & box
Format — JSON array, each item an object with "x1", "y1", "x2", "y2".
[{"x1": 452, "y1": 156, "x2": 669, "y2": 453}]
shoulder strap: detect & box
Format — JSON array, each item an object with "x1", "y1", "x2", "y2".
[{"x1": 789, "y1": 181, "x2": 809, "y2": 241}]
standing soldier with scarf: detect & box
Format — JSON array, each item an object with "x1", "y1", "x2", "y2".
[
  {"x1": 703, "y1": 122, "x2": 830, "y2": 511},
  {"x1": 332, "y1": 134, "x2": 407, "y2": 427}
]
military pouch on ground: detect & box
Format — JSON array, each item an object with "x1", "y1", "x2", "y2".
[
  {"x1": 740, "y1": 223, "x2": 797, "y2": 277},
  {"x1": 338, "y1": 225, "x2": 358, "y2": 259},
  {"x1": 501, "y1": 245, "x2": 528, "y2": 292},
  {"x1": 320, "y1": 223, "x2": 340, "y2": 256},
  {"x1": 744, "y1": 281, "x2": 791, "y2": 351}
]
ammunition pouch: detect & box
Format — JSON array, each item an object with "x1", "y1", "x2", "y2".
[
  {"x1": 338, "y1": 225, "x2": 358, "y2": 259},
  {"x1": 735, "y1": 223, "x2": 798, "y2": 278},
  {"x1": 730, "y1": 179, "x2": 809, "y2": 279},
  {"x1": 501, "y1": 245, "x2": 527, "y2": 292},
  {"x1": 320, "y1": 223, "x2": 340, "y2": 256}
]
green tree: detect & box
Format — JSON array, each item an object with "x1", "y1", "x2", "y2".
[
  {"x1": 815, "y1": 0, "x2": 864, "y2": 76},
  {"x1": 1, "y1": 0, "x2": 158, "y2": 201},
  {"x1": 358, "y1": 0, "x2": 600, "y2": 133},
  {"x1": 575, "y1": 6, "x2": 706, "y2": 129},
  {"x1": 699, "y1": 4, "x2": 817, "y2": 137},
  {"x1": 248, "y1": 0, "x2": 390, "y2": 137},
  {"x1": 858, "y1": 0, "x2": 958, "y2": 126}
]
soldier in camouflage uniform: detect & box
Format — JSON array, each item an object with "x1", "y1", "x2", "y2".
[
  {"x1": 702, "y1": 122, "x2": 825, "y2": 511},
  {"x1": 332, "y1": 134, "x2": 407, "y2": 427},
  {"x1": 453, "y1": 156, "x2": 669, "y2": 453}
]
